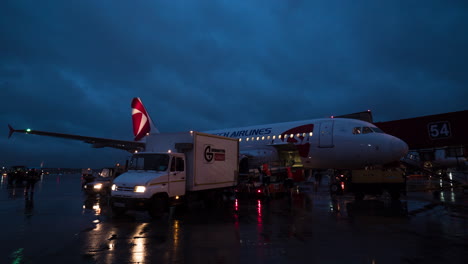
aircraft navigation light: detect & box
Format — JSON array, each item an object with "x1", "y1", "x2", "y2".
[{"x1": 26, "y1": 128, "x2": 31, "y2": 132}]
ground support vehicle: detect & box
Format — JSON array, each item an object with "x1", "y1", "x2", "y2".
[
  {"x1": 83, "y1": 167, "x2": 126, "y2": 195},
  {"x1": 236, "y1": 167, "x2": 290, "y2": 198},
  {"x1": 7, "y1": 165, "x2": 28, "y2": 186},
  {"x1": 330, "y1": 168, "x2": 406, "y2": 201},
  {"x1": 81, "y1": 168, "x2": 95, "y2": 188},
  {"x1": 110, "y1": 131, "x2": 239, "y2": 218}
]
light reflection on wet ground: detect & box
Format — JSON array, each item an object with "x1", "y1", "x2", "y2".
[{"x1": 1, "y1": 173, "x2": 467, "y2": 263}]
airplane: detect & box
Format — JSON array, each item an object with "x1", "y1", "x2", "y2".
[{"x1": 8, "y1": 98, "x2": 409, "y2": 172}]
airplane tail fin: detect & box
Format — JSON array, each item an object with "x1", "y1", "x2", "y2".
[{"x1": 131, "y1": 97, "x2": 159, "y2": 141}]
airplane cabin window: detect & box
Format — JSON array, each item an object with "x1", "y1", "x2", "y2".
[
  {"x1": 246, "y1": 138, "x2": 249, "y2": 141},
  {"x1": 353, "y1": 127, "x2": 361, "y2": 134},
  {"x1": 272, "y1": 135, "x2": 276, "y2": 139},
  {"x1": 309, "y1": 132, "x2": 313, "y2": 136},
  {"x1": 239, "y1": 138, "x2": 242, "y2": 142},
  {"x1": 362, "y1": 127, "x2": 373, "y2": 134},
  {"x1": 262, "y1": 136, "x2": 265, "y2": 140},
  {"x1": 278, "y1": 135, "x2": 282, "y2": 139}
]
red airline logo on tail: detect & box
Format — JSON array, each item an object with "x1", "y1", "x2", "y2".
[{"x1": 131, "y1": 98, "x2": 151, "y2": 141}]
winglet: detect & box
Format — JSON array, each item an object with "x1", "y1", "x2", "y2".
[{"x1": 8, "y1": 124, "x2": 15, "y2": 139}]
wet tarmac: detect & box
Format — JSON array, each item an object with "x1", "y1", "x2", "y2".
[{"x1": 1, "y1": 173, "x2": 467, "y2": 264}]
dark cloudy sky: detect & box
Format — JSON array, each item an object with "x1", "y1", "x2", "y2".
[{"x1": 1, "y1": 0, "x2": 467, "y2": 168}]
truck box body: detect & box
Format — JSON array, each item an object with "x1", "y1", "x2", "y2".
[{"x1": 145, "y1": 131, "x2": 239, "y2": 191}]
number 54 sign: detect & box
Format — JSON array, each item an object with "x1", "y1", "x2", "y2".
[{"x1": 427, "y1": 121, "x2": 451, "y2": 139}]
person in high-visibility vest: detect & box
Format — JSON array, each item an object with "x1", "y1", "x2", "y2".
[
  {"x1": 262, "y1": 163, "x2": 271, "y2": 176},
  {"x1": 286, "y1": 167, "x2": 293, "y2": 179}
]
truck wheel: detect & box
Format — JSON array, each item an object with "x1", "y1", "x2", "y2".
[
  {"x1": 330, "y1": 184, "x2": 341, "y2": 194},
  {"x1": 148, "y1": 196, "x2": 167, "y2": 219},
  {"x1": 112, "y1": 206, "x2": 126, "y2": 217},
  {"x1": 390, "y1": 191, "x2": 400, "y2": 201},
  {"x1": 355, "y1": 192, "x2": 365, "y2": 201}
]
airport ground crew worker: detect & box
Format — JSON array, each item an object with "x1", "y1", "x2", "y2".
[
  {"x1": 25, "y1": 168, "x2": 40, "y2": 197},
  {"x1": 284, "y1": 167, "x2": 294, "y2": 199},
  {"x1": 7, "y1": 169, "x2": 15, "y2": 186},
  {"x1": 261, "y1": 163, "x2": 271, "y2": 197}
]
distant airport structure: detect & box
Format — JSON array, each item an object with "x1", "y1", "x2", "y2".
[{"x1": 375, "y1": 110, "x2": 468, "y2": 170}]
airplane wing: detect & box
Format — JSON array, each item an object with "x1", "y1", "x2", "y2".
[{"x1": 8, "y1": 125, "x2": 145, "y2": 152}]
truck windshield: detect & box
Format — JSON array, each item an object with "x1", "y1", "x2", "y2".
[{"x1": 128, "y1": 154, "x2": 170, "y2": 171}]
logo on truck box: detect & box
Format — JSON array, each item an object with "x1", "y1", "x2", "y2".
[{"x1": 204, "y1": 145, "x2": 226, "y2": 163}]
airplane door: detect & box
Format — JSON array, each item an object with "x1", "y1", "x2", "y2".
[
  {"x1": 319, "y1": 120, "x2": 334, "y2": 148},
  {"x1": 168, "y1": 156, "x2": 186, "y2": 197}
]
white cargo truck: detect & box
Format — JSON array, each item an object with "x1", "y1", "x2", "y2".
[{"x1": 110, "y1": 131, "x2": 239, "y2": 218}]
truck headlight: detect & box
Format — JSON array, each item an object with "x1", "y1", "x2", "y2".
[
  {"x1": 134, "y1": 186, "x2": 146, "y2": 193},
  {"x1": 94, "y1": 183, "x2": 103, "y2": 190},
  {"x1": 111, "y1": 184, "x2": 116, "y2": 191}
]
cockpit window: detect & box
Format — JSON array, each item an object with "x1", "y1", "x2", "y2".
[
  {"x1": 371, "y1": 127, "x2": 384, "y2": 133},
  {"x1": 353, "y1": 127, "x2": 361, "y2": 134},
  {"x1": 362, "y1": 127, "x2": 373, "y2": 134}
]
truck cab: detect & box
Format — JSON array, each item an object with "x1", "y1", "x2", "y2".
[{"x1": 111, "y1": 153, "x2": 184, "y2": 215}]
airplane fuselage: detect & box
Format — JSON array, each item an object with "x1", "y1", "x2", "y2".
[{"x1": 206, "y1": 118, "x2": 408, "y2": 169}]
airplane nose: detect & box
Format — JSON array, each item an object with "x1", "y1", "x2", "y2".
[{"x1": 391, "y1": 137, "x2": 409, "y2": 158}]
